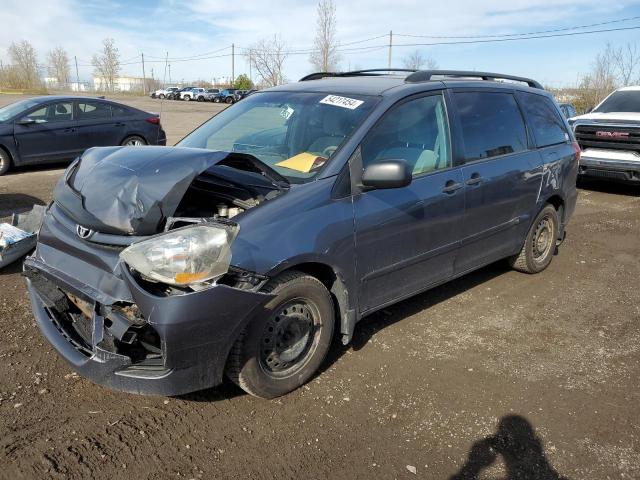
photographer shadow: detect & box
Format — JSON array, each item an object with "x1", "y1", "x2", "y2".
[{"x1": 450, "y1": 415, "x2": 568, "y2": 480}]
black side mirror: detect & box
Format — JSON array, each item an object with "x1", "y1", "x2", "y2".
[
  {"x1": 17, "y1": 117, "x2": 36, "y2": 125},
  {"x1": 362, "y1": 159, "x2": 412, "y2": 189}
]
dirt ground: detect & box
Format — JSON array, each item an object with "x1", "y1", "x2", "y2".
[{"x1": 1, "y1": 93, "x2": 639, "y2": 479}]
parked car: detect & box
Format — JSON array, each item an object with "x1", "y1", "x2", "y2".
[
  {"x1": 150, "y1": 87, "x2": 179, "y2": 99},
  {"x1": 181, "y1": 88, "x2": 205, "y2": 101},
  {"x1": 168, "y1": 87, "x2": 195, "y2": 100},
  {"x1": 213, "y1": 88, "x2": 238, "y2": 104},
  {"x1": 25, "y1": 70, "x2": 578, "y2": 399},
  {"x1": 236, "y1": 89, "x2": 257, "y2": 101},
  {"x1": 569, "y1": 86, "x2": 640, "y2": 184},
  {"x1": 199, "y1": 88, "x2": 220, "y2": 102},
  {"x1": 0, "y1": 96, "x2": 166, "y2": 175},
  {"x1": 558, "y1": 103, "x2": 577, "y2": 119}
]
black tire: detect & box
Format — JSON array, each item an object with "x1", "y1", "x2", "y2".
[
  {"x1": 158, "y1": 94, "x2": 165, "y2": 99},
  {"x1": 509, "y1": 204, "x2": 559, "y2": 274},
  {"x1": 120, "y1": 135, "x2": 147, "y2": 146},
  {"x1": 184, "y1": 95, "x2": 191, "y2": 102},
  {"x1": 225, "y1": 271, "x2": 335, "y2": 398},
  {"x1": 213, "y1": 97, "x2": 220, "y2": 103},
  {"x1": 225, "y1": 97, "x2": 233, "y2": 104},
  {"x1": 197, "y1": 96, "x2": 204, "y2": 102},
  {"x1": 0, "y1": 148, "x2": 11, "y2": 176}
]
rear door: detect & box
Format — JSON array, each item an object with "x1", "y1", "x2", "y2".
[
  {"x1": 451, "y1": 90, "x2": 543, "y2": 273},
  {"x1": 75, "y1": 100, "x2": 124, "y2": 149},
  {"x1": 14, "y1": 100, "x2": 79, "y2": 163},
  {"x1": 353, "y1": 92, "x2": 465, "y2": 313}
]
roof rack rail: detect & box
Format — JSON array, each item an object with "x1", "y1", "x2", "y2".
[
  {"x1": 299, "y1": 68, "x2": 417, "y2": 82},
  {"x1": 405, "y1": 70, "x2": 543, "y2": 89}
]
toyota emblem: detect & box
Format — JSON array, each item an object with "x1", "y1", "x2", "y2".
[{"x1": 76, "y1": 225, "x2": 93, "y2": 239}]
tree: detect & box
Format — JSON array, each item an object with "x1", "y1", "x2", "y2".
[
  {"x1": 574, "y1": 44, "x2": 618, "y2": 112},
  {"x1": 247, "y1": 35, "x2": 288, "y2": 87},
  {"x1": 47, "y1": 46, "x2": 70, "y2": 88},
  {"x1": 233, "y1": 73, "x2": 254, "y2": 90},
  {"x1": 309, "y1": 0, "x2": 340, "y2": 72},
  {"x1": 402, "y1": 50, "x2": 438, "y2": 70},
  {"x1": 612, "y1": 42, "x2": 640, "y2": 86},
  {"x1": 8, "y1": 40, "x2": 40, "y2": 89},
  {"x1": 92, "y1": 38, "x2": 120, "y2": 92}
]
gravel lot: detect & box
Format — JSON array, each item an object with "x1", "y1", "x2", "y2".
[{"x1": 1, "y1": 93, "x2": 639, "y2": 479}]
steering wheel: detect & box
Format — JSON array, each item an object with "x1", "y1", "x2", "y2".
[{"x1": 321, "y1": 145, "x2": 338, "y2": 157}]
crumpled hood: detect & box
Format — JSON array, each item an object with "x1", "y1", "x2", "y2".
[
  {"x1": 571, "y1": 111, "x2": 640, "y2": 123},
  {"x1": 54, "y1": 146, "x2": 232, "y2": 236}
]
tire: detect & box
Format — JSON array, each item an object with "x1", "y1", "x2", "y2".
[
  {"x1": 0, "y1": 148, "x2": 11, "y2": 176},
  {"x1": 213, "y1": 97, "x2": 220, "y2": 103},
  {"x1": 184, "y1": 95, "x2": 190, "y2": 102},
  {"x1": 509, "y1": 204, "x2": 559, "y2": 274},
  {"x1": 121, "y1": 135, "x2": 147, "y2": 146},
  {"x1": 225, "y1": 271, "x2": 335, "y2": 398},
  {"x1": 158, "y1": 94, "x2": 165, "y2": 99},
  {"x1": 225, "y1": 97, "x2": 233, "y2": 104},
  {"x1": 197, "y1": 96, "x2": 204, "y2": 102}
]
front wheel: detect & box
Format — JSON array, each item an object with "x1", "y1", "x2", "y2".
[
  {"x1": 213, "y1": 97, "x2": 220, "y2": 103},
  {"x1": 225, "y1": 97, "x2": 234, "y2": 104},
  {"x1": 509, "y1": 204, "x2": 559, "y2": 274},
  {"x1": 158, "y1": 94, "x2": 165, "y2": 99},
  {"x1": 0, "y1": 149, "x2": 11, "y2": 176},
  {"x1": 184, "y1": 95, "x2": 190, "y2": 102},
  {"x1": 225, "y1": 271, "x2": 335, "y2": 398}
]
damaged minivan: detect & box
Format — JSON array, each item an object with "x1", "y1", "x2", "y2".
[{"x1": 25, "y1": 70, "x2": 579, "y2": 398}]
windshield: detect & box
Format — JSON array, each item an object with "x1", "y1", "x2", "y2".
[
  {"x1": 0, "y1": 98, "x2": 41, "y2": 122},
  {"x1": 595, "y1": 90, "x2": 640, "y2": 113},
  {"x1": 177, "y1": 91, "x2": 377, "y2": 183}
]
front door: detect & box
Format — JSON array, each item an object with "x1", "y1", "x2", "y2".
[
  {"x1": 14, "y1": 101, "x2": 79, "y2": 163},
  {"x1": 353, "y1": 92, "x2": 465, "y2": 313}
]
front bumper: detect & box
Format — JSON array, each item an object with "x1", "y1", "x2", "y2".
[
  {"x1": 25, "y1": 207, "x2": 273, "y2": 396},
  {"x1": 579, "y1": 149, "x2": 640, "y2": 183}
]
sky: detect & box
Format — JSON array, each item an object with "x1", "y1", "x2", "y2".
[{"x1": 1, "y1": 0, "x2": 640, "y2": 87}]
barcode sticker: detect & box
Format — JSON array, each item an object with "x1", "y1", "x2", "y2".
[{"x1": 319, "y1": 95, "x2": 364, "y2": 110}]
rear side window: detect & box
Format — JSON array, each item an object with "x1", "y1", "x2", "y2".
[
  {"x1": 111, "y1": 105, "x2": 130, "y2": 117},
  {"x1": 77, "y1": 101, "x2": 112, "y2": 120},
  {"x1": 454, "y1": 92, "x2": 528, "y2": 161},
  {"x1": 519, "y1": 93, "x2": 568, "y2": 147}
]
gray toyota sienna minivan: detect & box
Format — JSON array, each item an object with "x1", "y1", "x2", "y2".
[{"x1": 25, "y1": 70, "x2": 579, "y2": 398}]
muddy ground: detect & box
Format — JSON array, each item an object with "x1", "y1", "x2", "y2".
[{"x1": 1, "y1": 93, "x2": 639, "y2": 479}]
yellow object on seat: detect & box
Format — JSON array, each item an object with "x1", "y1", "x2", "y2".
[{"x1": 275, "y1": 152, "x2": 326, "y2": 173}]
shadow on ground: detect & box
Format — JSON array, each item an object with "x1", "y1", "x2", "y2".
[
  {"x1": 450, "y1": 415, "x2": 568, "y2": 480},
  {"x1": 0, "y1": 193, "x2": 45, "y2": 217}
]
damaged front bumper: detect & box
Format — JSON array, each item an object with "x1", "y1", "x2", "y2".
[{"x1": 25, "y1": 207, "x2": 273, "y2": 396}]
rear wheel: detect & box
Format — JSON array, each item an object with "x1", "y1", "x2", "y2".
[
  {"x1": 225, "y1": 97, "x2": 234, "y2": 104},
  {"x1": 184, "y1": 95, "x2": 191, "y2": 102},
  {"x1": 213, "y1": 97, "x2": 220, "y2": 103},
  {"x1": 158, "y1": 93, "x2": 165, "y2": 99},
  {"x1": 121, "y1": 135, "x2": 147, "y2": 146},
  {"x1": 225, "y1": 271, "x2": 335, "y2": 398},
  {"x1": 509, "y1": 204, "x2": 559, "y2": 274},
  {"x1": 0, "y1": 149, "x2": 11, "y2": 176}
]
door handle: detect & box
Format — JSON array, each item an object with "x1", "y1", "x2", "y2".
[
  {"x1": 63, "y1": 128, "x2": 76, "y2": 133},
  {"x1": 442, "y1": 180, "x2": 463, "y2": 194},
  {"x1": 114, "y1": 122, "x2": 125, "y2": 127},
  {"x1": 466, "y1": 173, "x2": 483, "y2": 186}
]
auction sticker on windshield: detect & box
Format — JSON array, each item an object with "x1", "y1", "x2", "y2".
[{"x1": 320, "y1": 95, "x2": 364, "y2": 110}]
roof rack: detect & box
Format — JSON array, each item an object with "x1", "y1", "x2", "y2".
[
  {"x1": 405, "y1": 70, "x2": 543, "y2": 89},
  {"x1": 299, "y1": 68, "x2": 417, "y2": 82}
]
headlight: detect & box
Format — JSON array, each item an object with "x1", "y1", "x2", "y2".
[{"x1": 119, "y1": 223, "x2": 238, "y2": 286}]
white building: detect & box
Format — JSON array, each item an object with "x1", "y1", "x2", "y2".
[{"x1": 93, "y1": 75, "x2": 145, "y2": 92}]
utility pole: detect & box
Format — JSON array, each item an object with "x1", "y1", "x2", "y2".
[
  {"x1": 387, "y1": 30, "x2": 393, "y2": 70},
  {"x1": 168, "y1": 63, "x2": 171, "y2": 85},
  {"x1": 141, "y1": 53, "x2": 147, "y2": 95},
  {"x1": 74, "y1": 55, "x2": 80, "y2": 91},
  {"x1": 231, "y1": 43, "x2": 235, "y2": 85}
]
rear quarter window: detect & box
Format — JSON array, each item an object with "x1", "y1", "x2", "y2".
[
  {"x1": 454, "y1": 91, "x2": 528, "y2": 161},
  {"x1": 518, "y1": 92, "x2": 568, "y2": 148}
]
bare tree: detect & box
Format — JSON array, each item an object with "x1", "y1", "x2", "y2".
[
  {"x1": 612, "y1": 42, "x2": 640, "y2": 86},
  {"x1": 309, "y1": 0, "x2": 340, "y2": 72},
  {"x1": 92, "y1": 38, "x2": 120, "y2": 92},
  {"x1": 47, "y1": 46, "x2": 70, "y2": 88},
  {"x1": 8, "y1": 40, "x2": 40, "y2": 89},
  {"x1": 247, "y1": 35, "x2": 288, "y2": 87},
  {"x1": 402, "y1": 50, "x2": 438, "y2": 70},
  {"x1": 574, "y1": 44, "x2": 618, "y2": 112}
]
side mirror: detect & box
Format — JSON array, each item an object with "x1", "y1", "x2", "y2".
[
  {"x1": 362, "y1": 159, "x2": 412, "y2": 190},
  {"x1": 17, "y1": 117, "x2": 36, "y2": 125}
]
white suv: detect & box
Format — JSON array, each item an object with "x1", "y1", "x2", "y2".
[{"x1": 180, "y1": 88, "x2": 205, "y2": 101}]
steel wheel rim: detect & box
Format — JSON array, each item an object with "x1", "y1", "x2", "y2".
[
  {"x1": 259, "y1": 298, "x2": 321, "y2": 377},
  {"x1": 125, "y1": 138, "x2": 144, "y2": 146},
  {"x1": 532, "y1": 215, "x2": 554, "y2": 262}
]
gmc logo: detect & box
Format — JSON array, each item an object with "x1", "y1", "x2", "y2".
[{"x1": 596, "y1": 131, "x2": 629, "y2": 138}]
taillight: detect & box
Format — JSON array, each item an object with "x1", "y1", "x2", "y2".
[
  {"x1": 572, "y1": 141, "x2": 581, "y2": 162},
  {"x1": 146, "y1": 117, "x2": 160, "y2": 125}
]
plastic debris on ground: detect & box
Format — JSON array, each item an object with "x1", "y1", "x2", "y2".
[{"x1": 0, "y1": 205, "x2": 45, "y2": 269}]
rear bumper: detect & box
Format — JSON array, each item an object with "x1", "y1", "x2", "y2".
[
  {"x1": 25, "y1": 210, "x2": 273, "y2": 395},
  {"x1": 579, "y1": 150, "x2": 640, "y2": 183}
]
